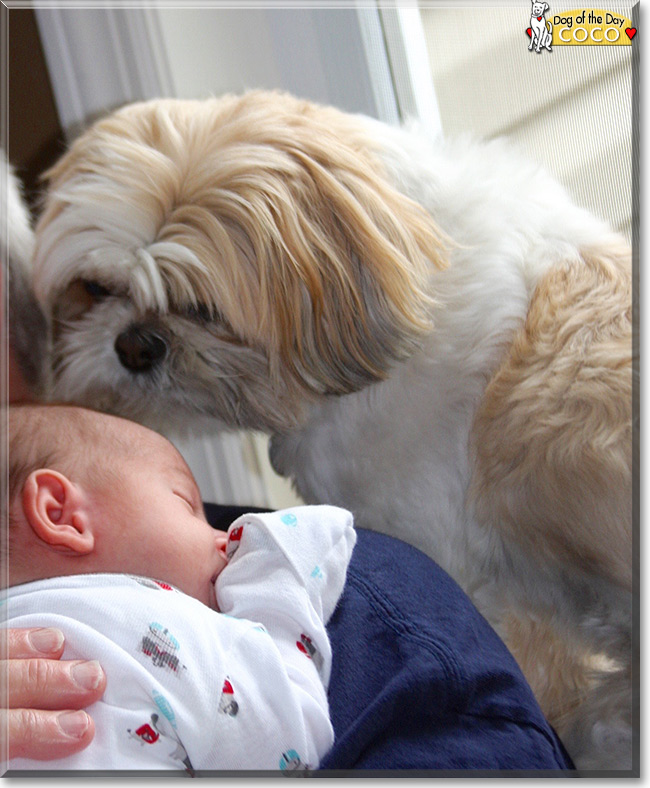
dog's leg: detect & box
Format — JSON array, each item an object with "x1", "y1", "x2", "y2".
[
  {"x1": 545, "y1": 23, "x2": 553, "y2": 51},
  {"x1": 560, "y1": 659, "x2": 635, "y2": 771},
  {"x1": 500, "y1": 613, "x2": 597, "y2": 733},
  {"x1": 501, "y1": 612, "x2": 633, "y2": 770},
  {"x1": 469, "y1": 238, "x2": 633, "y2": 768}
]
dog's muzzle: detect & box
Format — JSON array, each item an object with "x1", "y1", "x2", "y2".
[{"x1": 114, "y1": 324, "x2": 167, "y2": 373}]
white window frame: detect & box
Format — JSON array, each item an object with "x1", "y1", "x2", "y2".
[{"x1": 34, "y1": 3, "x2": 441, "y2": 136}]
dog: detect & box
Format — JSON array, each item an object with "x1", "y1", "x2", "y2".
[
  {"x1": 529, "y1": 1, "x2": 553, "y2": 52},
  {"x1": 31, "y1": 91, "x2": 634, "y2": 770}
]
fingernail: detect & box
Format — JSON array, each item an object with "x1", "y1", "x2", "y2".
[
  {"x1": 57, "y1": 711, "x2": 91, "y2": 739},
  {"x1": 27, "y1": 627, "x2": 65, "y2": 655},
  {"x1": 71, "y1": 660, "x2": 103, "y2": 691}
]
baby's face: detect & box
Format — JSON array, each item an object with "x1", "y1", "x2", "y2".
[{"x1": 88, "y1": 421, "x2": 228, "y2": 609}]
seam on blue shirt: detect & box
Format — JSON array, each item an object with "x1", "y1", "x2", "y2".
[{"x1": 345, "y1": 568, "x2": 463, "y2": 699}]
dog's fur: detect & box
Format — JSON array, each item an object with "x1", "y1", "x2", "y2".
[
  {"x1": 1, "y1": 152, "x2": 48, "y2": 399},
  {"x1": 32, "y1": 92, "x2": 634, "y2": 770}
]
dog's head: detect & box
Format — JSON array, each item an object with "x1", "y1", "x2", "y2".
[
  {"x1": 34, "y1": 91, "x2": 446, "y2": 433},
  {"x1": 531, "y1": 1, "x2": 549, "y2": 16}
]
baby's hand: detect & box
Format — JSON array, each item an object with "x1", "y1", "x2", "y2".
[{"x1": 221, "y1": 506, "x2": 356, "y2": 622}]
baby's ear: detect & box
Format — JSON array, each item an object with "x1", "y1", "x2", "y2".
[{"x1": 22, "y1": 469, "x2": 95, "y2": 555}]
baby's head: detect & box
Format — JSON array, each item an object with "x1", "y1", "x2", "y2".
[{"x1": 8, "y1": 404, "x2": 227, "y2": 608}]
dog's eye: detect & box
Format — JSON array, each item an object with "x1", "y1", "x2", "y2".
[
  {"x1": 82, "y1": 280, "x2": 112, "y2": 299},
  {"x1": 185, "y1": 302, "x2": 214, "y2": 322}
]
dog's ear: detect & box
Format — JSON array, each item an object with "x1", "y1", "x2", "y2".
[
  {"x1": 0, "y1": 152, "x2": 49, "y2": 399},
  {"x1": 216, "y1": 93, "x2": 450, "y2": 395}
]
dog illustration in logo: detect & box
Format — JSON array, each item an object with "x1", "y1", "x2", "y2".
[{"x1": 529, "y1": 1, "x2": 553, "y2": 52}]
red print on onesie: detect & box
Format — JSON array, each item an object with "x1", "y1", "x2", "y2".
[
  {"x1": 296, "y1": 633, "x2": 324, "y2": 673},
  {"x1": 226, "y1": 525, "x2": 244, "y2": 559},
  {"x1": 218, "y1": 677, "x2": 239, "y2": 716},
  {"x1": 128, "y1": 712, "x2": 195, "y2": 775}
]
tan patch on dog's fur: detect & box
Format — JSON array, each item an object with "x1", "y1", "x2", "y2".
[
  {"x1": 501, "y1": 613, "x2": 596, "y2": 734},
  {"x1": 502, "y1": 610, "x2": 630, "y2": 746},
  {"x1": 470, "y1": 238, "x2": 632, "y2": 590}
]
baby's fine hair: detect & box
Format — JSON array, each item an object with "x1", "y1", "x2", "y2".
[{"x1": 7, "y1": 404, "x2": 127, "y2": 510}]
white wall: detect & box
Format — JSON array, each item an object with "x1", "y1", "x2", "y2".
[{"x1": 419, "y1": 3, "x2": 636, "y2": 239}]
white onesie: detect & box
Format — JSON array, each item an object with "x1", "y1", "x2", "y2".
[{"x1": 5, "y1": 505, "x2": 356, "y2": 773}]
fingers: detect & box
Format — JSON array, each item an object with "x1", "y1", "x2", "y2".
[
  {"x1": 2, "y1": 628, "x2": 65, "y2": 660},
  {"x1": 5, "y1": 659, "x2": 106, "y2": 711},
  {"x1": 1, "y1": 708, "x2": 95, "y2": 761},
  {"x1": 0, "y1": 629, "x2": 104, "y2": 762}
]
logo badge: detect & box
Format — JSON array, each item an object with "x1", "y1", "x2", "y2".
[{"x1": 527, "y1": 6, "x2": 637, "y2": 48}]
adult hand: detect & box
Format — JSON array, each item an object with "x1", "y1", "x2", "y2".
[{"x1": 0, "y1": 628, "x2": 106, "y2": 760}]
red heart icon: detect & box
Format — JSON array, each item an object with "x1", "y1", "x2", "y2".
[
  {"x1": 625, "y1": 28, "x2": 637, "y2": 40},
  {"x1": 526, "y1": 27, "x2": 532, "y2": 37}
]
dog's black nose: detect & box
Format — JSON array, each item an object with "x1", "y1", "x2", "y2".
[{"x1": 114, "y1": 325, "x2": 167, "y2": 372}]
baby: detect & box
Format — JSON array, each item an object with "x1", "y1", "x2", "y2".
[{"x1": 5, "y1": 404, "x2": 356, "y2": 773}]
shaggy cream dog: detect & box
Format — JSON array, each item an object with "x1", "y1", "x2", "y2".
[{"x1": 32, "y1": 91, "x2": 634, "y2": 770}]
